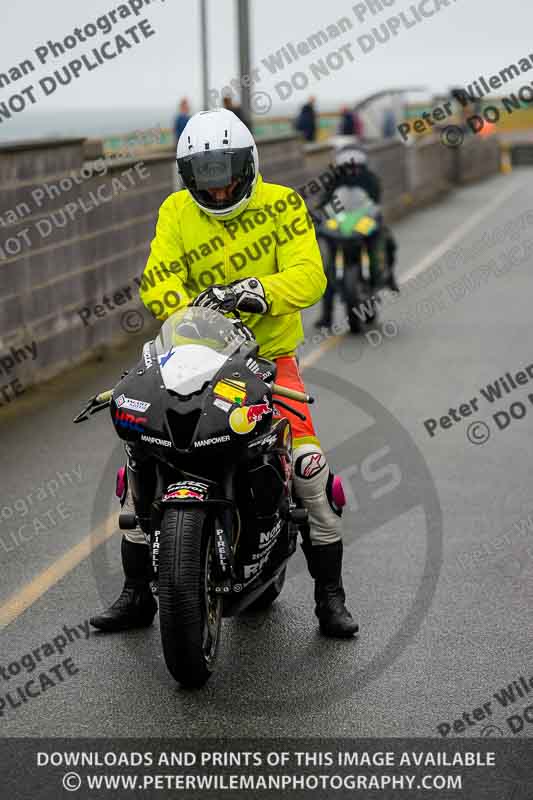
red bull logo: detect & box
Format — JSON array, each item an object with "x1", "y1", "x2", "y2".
[
  {"x1": 247, "y1": 400, "x2": 270, "y2": 423},
  {"x1": 163, "y1": 488, "x2": 203, "y2": 501},
  {"x1": 230, "y1": 396, "x2": 271, "y2": 434}
]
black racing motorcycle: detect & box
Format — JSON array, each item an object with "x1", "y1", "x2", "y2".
[
  {"x1": 317, "y1": 186, "x2": 386, "y2": 334},
  {"x1": 74, "y1": 307, "x2": 311, "y2": 688}
]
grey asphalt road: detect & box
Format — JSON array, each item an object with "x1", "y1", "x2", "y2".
[{"x1": 1, "y1": 167, "x2": 532, "y2": 741}]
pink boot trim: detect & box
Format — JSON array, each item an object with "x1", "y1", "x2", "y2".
[
  {"x1": 115, "y1": 466, "x2": 126, "y2": 501},
  {"x1": 331, "y1": 475, "x2": 346, "y2": 509}
]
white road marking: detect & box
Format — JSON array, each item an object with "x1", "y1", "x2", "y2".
[{"x1": 400, "y1": 178, "x2": 522, "y2": 284}]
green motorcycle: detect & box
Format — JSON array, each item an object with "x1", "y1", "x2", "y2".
[{"x1": 317, "y1": 187, "x2": 384, "y2": 334}]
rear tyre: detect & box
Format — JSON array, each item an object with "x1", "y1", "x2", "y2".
[
  {"x1": 246, "y1": 567, "x2": 287, "y2": 611},
  {"x1": 344, "y1": 261, "x2": 378, "y2": 332},
  {"x1": 158, "y1": 507, "x2": 222, "y2": 688},
  {"x1": 344, "y1": 262, "x2": 363, "y2": 334},
  {"x1": 347, "y1": 308, "x2": 363, "y2": 334},
  {"x1": 363, "y1": 303, "x2": 378, "y2": 325}
]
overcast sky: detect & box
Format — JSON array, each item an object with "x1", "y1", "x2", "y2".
[{"x1": 2, "y1": 0, "x2": 533, "y2": 139}]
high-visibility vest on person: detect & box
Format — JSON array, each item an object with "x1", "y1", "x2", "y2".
[{"x1": 140, "y1": 174, "x2": 326, "y2": 361}]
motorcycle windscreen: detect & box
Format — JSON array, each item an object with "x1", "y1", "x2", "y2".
[
  {"x1": 153, "y1": 307, "x2": 246, "y2": 396},
  {"x1": 330, "y1": 186, "x2": 372, "y2": 215},
  {"x1": 322, "y1": 186, "x2": 378, "y2": 236}
]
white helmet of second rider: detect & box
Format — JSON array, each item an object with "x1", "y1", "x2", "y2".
[
  {"x1": 335, "y1": 147, "x2": 367, "y2": 168},
  {"x1": 176, "y1": 108, "x2": 259, "y2": 219}
]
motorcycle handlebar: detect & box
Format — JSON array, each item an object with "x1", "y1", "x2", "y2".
[
  {"x1": 91, "y1": 386, "x2": 312, "y2": 409},
  {"x1": 74, "y1": 382, "x2": 313, "y2": 426},
  {"x1": 73, "y1": 389, "x2": 112, "y2": 423},
  {"x1": 271, "y1": 383, "x2": 314, "y2": 404}
]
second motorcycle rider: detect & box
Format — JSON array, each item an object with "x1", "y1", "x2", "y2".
[{"x1": 90, "y1": 108, "x2": 359, "y2": 639}]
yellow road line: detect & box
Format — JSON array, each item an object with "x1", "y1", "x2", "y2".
[
  {"x1": 300, "y1": 334, "x2": 342, "y2": 369},
  {"x1": 0, "y1": 514, "x2": 116, "y2": 630}
]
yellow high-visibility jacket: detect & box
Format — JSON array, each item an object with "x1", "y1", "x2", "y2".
[{"x1": 139, "y1": 174, "x2": 326, "y2": 360}]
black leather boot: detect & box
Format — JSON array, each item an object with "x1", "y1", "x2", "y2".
[
  {"x1": 90, "y1": 537, "x2": 157, "y2": 632},
  {"x1": 308, "y1": 541, "x2": 359, "y2": 638},
  {"x1": 388, "y1": 273, "x2": 400, "y2": 293},
  {"x1": 314, "y1": 287, "x2": 335, "y2": 330}
]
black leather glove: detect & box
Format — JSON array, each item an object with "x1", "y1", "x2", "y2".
[
  {"x1": 226, "y1": 317, "x2": 255, "y2": 343},
  {"x1": 190, "y1": 285, "x2": 236, "y2": 311},
  {"x1": 192, "y1": 278, "x2": 269, "y2": 314},
  {"x1": 229, "y1": 277, "x2": 269, "y2": 314}
]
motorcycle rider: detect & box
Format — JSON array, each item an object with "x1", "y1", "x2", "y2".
[
  {"x1": 90, "y1": 108, "x2": 358, "y2": 639},
  {"x1": 315, "y1": 148, "x2": 399, "y2": 330}
]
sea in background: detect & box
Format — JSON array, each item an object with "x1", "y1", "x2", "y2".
[
  {"x1": 0, "y1": 107, "x2": 176, "y2": 145},
  {"x1": 0, "y1": 104, "x2": 339, "y2": 148}
]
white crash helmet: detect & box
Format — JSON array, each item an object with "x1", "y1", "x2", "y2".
[
  {"x1": 176, "y1": 108, "x2": 259, "y2": 218},
  {"x1": 335, "y1": 147, "x2": 367, "y2": 168}
]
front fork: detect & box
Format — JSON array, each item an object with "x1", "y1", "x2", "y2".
[
  {"x1": 115, "y1": 462, "x2": 305, "y2": 593},
  {"x1": 212, "y1": 505, "x2": 237, "y2": 596},
  {"x1": 147, "y1": 496, "x2": 237, "y2": 595}
]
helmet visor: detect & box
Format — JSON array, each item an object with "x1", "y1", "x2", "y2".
[{"x1": 177, "y1": 147, "x2": 255, "y2": 211}]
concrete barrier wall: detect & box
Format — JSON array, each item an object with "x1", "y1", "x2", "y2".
[
  {"x1": 254, "y1": 134, "x2": 306, "y2": 188},
  {"x1": 0, "y1": 132, "x2": 502, "y2": 395},
  {"x1": 0, "y1": 142, "x2": 174, "y2": 390},
  {"x1": 510, "y1": 145, "x2": 533, "y2": 167},
  {"x1": 455, "y1": 137, "x2": 501, "y2": 184},
  {"x1": 366, "y1": 140, "x2": 410, "y2": 219},
  {"x1": 404, "y1": 139, "x2": 455, "y2": 209},
  {"x1": 299, "y1": 142, "x2": 335, "y2": 180}
]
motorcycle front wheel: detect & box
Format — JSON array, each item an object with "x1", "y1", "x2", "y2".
[{"x1": 158, "y1": 507, "x2": 222, "y2": 688}]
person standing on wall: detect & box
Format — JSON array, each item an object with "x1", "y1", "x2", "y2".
[
  {"x1": 174, "y1": 98, "x2": 191, "y2": 145},
  {"x1": 295, "y1": 97, "x2": 317, "y2": 142}
]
